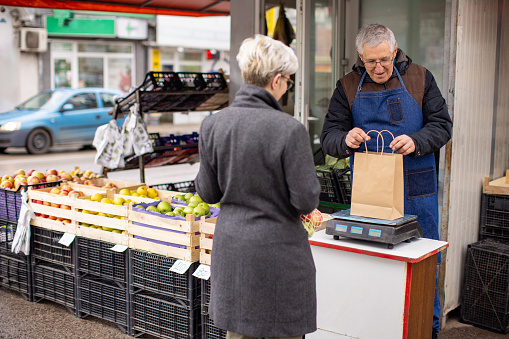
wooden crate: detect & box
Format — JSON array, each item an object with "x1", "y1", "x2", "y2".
[
  {"x1": 28, "y1": 188, "x2": 76, "y2": 233},
  {"x1": 68, "y1": 178, "x2": 143, "y2": 194},
  {"x1": 128, "y1": 210, "x2": 201, "y2": 262},
  {"x1": 484, "y1": 170, "x2": 509, "y2": 195},
  {"x1": 198, "y1": 214, "x2": 332, "y2": 266}
]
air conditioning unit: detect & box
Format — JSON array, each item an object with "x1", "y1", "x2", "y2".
[{"x1": 20, "y1": 27, "x2": 48, "y2": 53}]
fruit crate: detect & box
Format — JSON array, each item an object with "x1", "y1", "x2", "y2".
[
  {"x1": 316, "y1": 169, "x2": 342, "y2": 203},
  {"x1": 130, "y1": 250, "x2": 201, "y2": 306},
  {"x1": 131, "y1": 290, "x2": 201, "y2": 339},
  {"x1": 67, "y1": 178, "x2": 144, "y2": 193},
  {"x1": 199, "y1": 217, "x2": 217, "y2": 265},
  {"x1": 32, "y1": 261, "x2": 75, "y2": 312},
  {"x1": 128, "y1": 208, "x2": 202, "y2": 262},
  {"x1": 0, "y1": 218, "x2": 17, "y2": 253},
  {"x1": 28, "y1": 187, "x2": 78, "y2": 234},
  {"x1": 461, "y1": 239, "x2": 509, "y2": 333},
  {"x1": 76, "y1": 237, "x2": 129, "y2": 283},
  {"x1": 0, "y1": 181, "x2": 61, "y2": 223},
  {"x1": 31, "y1": 226, "x2": 74, "y2": 267},
  {"x1": 479, "y1": 193, "x2": 509, "y2": 242},
  {"x1": 77, "y1": 274, "x2": 130, "y2": 334},
  {"x1": 0, "y1": 252, "x2": 32, "y2": 300},
  {"x1": 201, "y1": 279, "x2": 226, "y2": 339},
  {"x1": 150, "y1": 180, "x2": 196, "y2": 193}
]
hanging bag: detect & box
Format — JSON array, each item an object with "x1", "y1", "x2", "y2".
[{"x1": 350, "y1": 130, "x2": 404, "y2": 220}]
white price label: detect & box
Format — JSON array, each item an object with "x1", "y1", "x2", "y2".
[
  {"x1": 58, "y1": 233, "x2": 75, "y2": 247},
  {"x1": 169, "y1": 260, "x2": 193, "y2": 274},
  {"x1": 110, "y1": 244, "x2": 128, "y2": 252},
  {"x1": 192, "y1": 264, "x2": 211, "y2": 280}
]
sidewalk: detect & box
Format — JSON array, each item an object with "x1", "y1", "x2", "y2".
[{"x1": 0, "y1": 287, "x2": 506, "y2": 339}]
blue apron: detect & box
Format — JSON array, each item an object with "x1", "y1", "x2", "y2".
[
  {"x1": 351, "y1": 67, "x2": 442, "y2": 331},
  {"x1": 351, "y1": 67, "x2": 439, "y2": 243}
]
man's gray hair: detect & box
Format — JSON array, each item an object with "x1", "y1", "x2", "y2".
[
  {"x1": 356, "y1": 24, "x2": 397, "y2": 55},
  {"x1": 237, "y1": 34, "x2": 298, "y2": 87}
]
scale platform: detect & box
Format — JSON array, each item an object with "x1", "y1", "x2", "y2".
[{"x1": 325, "y1": 209, "x2": 423, "y2": 249}]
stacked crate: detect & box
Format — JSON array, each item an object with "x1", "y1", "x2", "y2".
[
  {"x1": 129, "y1": 250, "x2": 202, "y2": 338},
  {"x1": 31, "y1": 226, "x2": 76, "y2": 313},
  {"x1": 461, "y1": 173, "x2": 509, "y2": 332},
  {"x1": 76, "y1": 237, "x2": 131, "y2": 334}
]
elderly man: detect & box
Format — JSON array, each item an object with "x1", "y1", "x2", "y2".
[{"x1": 321, "y1": 24, "x2": 452, "y2": 338}]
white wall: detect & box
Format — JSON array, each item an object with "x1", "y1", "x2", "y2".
[{"x1": 0, "y1": 11, "x2": 19, "y2": 112}]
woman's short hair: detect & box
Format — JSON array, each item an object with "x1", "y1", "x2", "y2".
[
  {"x1": 355, "y1": 24, "x2": 397, "y2": 55},
  {"x1": 237, "y1": 34, "x2": 298, "y2": 87}
]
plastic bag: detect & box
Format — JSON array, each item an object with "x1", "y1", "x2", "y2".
[
  {"x1": 94, "y1": 119, "x2": 125, "y2": 169},
  {"x1": 122, "y1": 103, "x2": 154, "y2": 157},
  {"x1": 11, "y1": 190, "x2": 35, "y2": 255}
]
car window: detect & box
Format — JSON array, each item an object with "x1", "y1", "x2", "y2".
[
  {"x1": 65, "y1": 93, "x2": 98, "y2": 110},
  {"x1": 101, "y1": 93, "x2": 117, "y2": 108}
]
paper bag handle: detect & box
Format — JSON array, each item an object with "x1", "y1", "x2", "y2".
[{"x1": 364, "y1": 129, "x2": 396, "y2": 155}]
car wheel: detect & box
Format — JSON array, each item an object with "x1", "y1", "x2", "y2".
[
  {"x1": 0, "y1": 147, "x2": 6, "y2": 154},
  {"x1": 26, "y1": 128, "x2": 51, "y2": 154}
]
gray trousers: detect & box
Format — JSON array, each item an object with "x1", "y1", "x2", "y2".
[{"x1": 226, "y1": 331, "x2": 304, "y2": 339}]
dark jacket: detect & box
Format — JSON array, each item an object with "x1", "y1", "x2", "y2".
[
  {"x1": 321, "y1": 49, "x2": 452, "y2": 158},
  {"x1": 195, "y1": 84, "x2": 320, "y2": 337}
]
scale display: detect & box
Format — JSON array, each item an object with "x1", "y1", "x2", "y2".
[{"x1": 326, "y1": 209, "x2": 423, "y2": 249}]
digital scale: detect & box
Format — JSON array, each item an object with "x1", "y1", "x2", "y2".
[{"x1": 326, "y1": 209, "x2": 423, "y2": 249}]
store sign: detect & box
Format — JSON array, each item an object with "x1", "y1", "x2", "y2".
[
  {"x1": 47, "y1": 16, "x2": 115, "y2": 37},
  {"x1": 157, "y1": 15, "x2": 230, "y2": 50},
  {"x1": 116, "y1": 17, "x2": 148, "y2": 40}
]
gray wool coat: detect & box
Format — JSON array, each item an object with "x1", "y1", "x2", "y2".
[{"x1": 195, "y1": 84, "x2": 321, "y2": 338}]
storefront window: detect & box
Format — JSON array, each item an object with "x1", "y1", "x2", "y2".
[
  {"x1": 78, "y1": 57, "x2": 103, "y2": 87},
  {"x1": 181, "y1": 65, "x2": 201, "y2": 72},
  {"x1": 78, "y1": 43, "x2": 132, "y2": 54},
  {"x1": 54, "y1": 58, "x2": 72, "y2": 88},
  {"x1": 51, "y1": 42, "x2": 73, "y2": 52},
  {"x1": 181, "y1": 51, "x2": 202, "y2": 61},
  {"x1": 108, "y1": 58, "x2": 132, "y2": 93}
]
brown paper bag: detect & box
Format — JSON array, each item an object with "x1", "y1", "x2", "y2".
[{"x1": 350, "y1": 130, "x2": 404, "y2": 220}]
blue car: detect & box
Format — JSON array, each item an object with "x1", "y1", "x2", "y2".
[{"x1": 0, "y1": 88, "x2": 125, "y2": 154}]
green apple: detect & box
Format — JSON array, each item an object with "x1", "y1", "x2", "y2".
[
  {"x1": 198, "y1": 202, "x2": 210, "y2": 214},
  {"x1": 165, "y1": 211, "x2": 176, "y2": 216},
  {"x1": 135, "y1": 204, "x2": 145, "y2": 209},
  {"x1": 112, "y1": 229, "x2": 122, "y2": 234},
  {"x1": 113, "y1": 197, "x2": 125, "y2": 206},
  {"x1": 118, "y1": 188, "x2": 131, "y2": 196},
  {"x1": 188, "y1": 201, "x2": 199, "y2": 208},
  {"x1": 211, "y1": 202, "x2": 220, "y2": 208},
  {"x1": 183, "y1": 206, "x2": 194, "y2": 215},
  {"x1": 157, "y1": 201, "x2": 172, "y2": 214},
  {"x1": 184, "y1": 192, "x2": 194, "y2": 202},
  {"x1": 189, "y1": 196, "x2": 202, "y2": 205},
  {"x1": 193, "y1": 206, "x2": 206, "y2": 217},
  {"x1": 146, "y1": 206, "x2": 158, "y2": 212},
  {"x1": 173, "y1": 194, "x2": 186, "y2": 201}
]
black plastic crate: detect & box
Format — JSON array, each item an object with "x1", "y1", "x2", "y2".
[
  {"x1": 335, "y1": 168, "x2": 352, "y2": 205},
  {"x1": 201, "y1": 278, "x2": 211, "y2": 314},
  {"x1": 32, "y1": 226, "x2": 74, "y2": 267},
  {"x1": 480, "y1": 193, "x2": 509, "y2": 241},
  {"x1": 0, "y1": 181, "x2": 61, "y2": 223},
  {"x1": 461, "y1": 239, "x2": 509, "y2": 333},
  {"x1": 77, "y1": 237, "x2": 128, "y2": 282},
  {"x1": 0, "y1": 218, "x2": 16, "y2": 253},
  {"x1": 130, "y1": 250, "x2": 200, "y2": 306},
  {"x1": 132, "y1": 291, "x2": 201, "y2": 339},
  {"x1": 150, "y1": 180, "x2": 196, "y2": 193},
  {"x1": 77, "y1": 274, "x2": 130, "y2": 333},
  {"x1": 201, "y1": 312, "x2": 226, "y2": 339},
  {"x1": 0, "y1": 253, "x2": 31, "y2": 300},
  {"x1": 32, "y1": 261, "x2": 75, "y2": 311},
  {"x1": 317, "y1": 170, "x2": 341, "y2": 203}
]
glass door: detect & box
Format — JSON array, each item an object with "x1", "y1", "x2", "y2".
[{"x1": 296, "y1": 0, "x2": 339, "y2": 153}]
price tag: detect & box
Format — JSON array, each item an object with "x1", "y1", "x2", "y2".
[
  {"x1": 169, "y1": 260, "x2": 193, "y2": 274},
  {"x1": 192, "y1": 264, "x2": 211, "y2": 280},
  {"x1": 110, "y1": 244, "x2": 128, "y2": 252},
  {"x1": 58, "y1": 233, "x2": 75, "y2": 247}
]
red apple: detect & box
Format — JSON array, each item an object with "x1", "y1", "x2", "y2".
[
  {"x1": 83, "y1": 180, "x2": 93, "y2": 185},
  {"x1": 59, "y1": 191, "x2": 69, "y2": 196},
  {"x1": 48, "y1": 215, "x2": 57, "y2": 220},
  {"x1": 1, "y1": 180, "x2": 13, "y2": 189},
  {"x1": 14, "y1": 169, "x2": 26, "y2": 177},
  {"x1": 43, "y1": 201, "x2": 50, "y2": 206},
  {"x1": 59, "y1": 173, "x2": 72, "y2": 181},
  {"x1": 41, "y1": 214, "x2": 48, "y2": 218},
  {"x1": 45, "y1": 174, "x2": 59, "y2": 182},
  {"x1": 27, "y1": 169, "x2": 36, "y2": 176},
  {"x1": 50, "y1": 203, "x2": 60, "y2": 208},
  {"x1": 2, "y1": 175, "x2": 14, "y2": 184},
  {"x1": 46, "y1": 169, "x2": 58, "y2": 176},
  {"x1": 62, "y1": 219, "x2": 71, "y2": 224},
  {"x1": 14, "y1": 180, "x2": 28, "y2": 190},
  {"x1": 27, "y1": 176, "x2": 41, "y2": 184},
  {"x1": 39, "y1": 178, "x2": 46, "y2": 183},
  {"x1": 68, "y1": 190, "x2": 84, "y2": 197},
  {"x1": 60, "y1": 205, "x2": 71, "y2": 210},
  {"x1": 61, "y1": 184, "x2": 72, "y2": 192}
]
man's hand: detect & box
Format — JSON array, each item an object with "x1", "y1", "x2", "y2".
[
  {"x1": 345, "y1": 128, "x2": 371, "y2": 149},
  {"x1": 390, "y1": 134, "x2": 415, "y2": 155}
]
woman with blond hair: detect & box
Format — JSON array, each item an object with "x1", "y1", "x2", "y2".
[{"x1": 195, "y1": 35, "x2": 320, "y2": 339}]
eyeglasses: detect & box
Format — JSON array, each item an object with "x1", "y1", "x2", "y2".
[
  {"x1": 363, "y1": 58, "x2": 394, "y2": 70},
  {"x1": 282, "y1": 75, "x2": 294, "y2": 91}
]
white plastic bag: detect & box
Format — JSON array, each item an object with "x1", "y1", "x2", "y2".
[
  {"x1": 94, "y1": 119, "x2": 125, "y2": 169},
  {"x1": 122, "y1": 103, "x2": 154, "y2": 157},
  {"x1": 11, "y1": 190, "x2": 35, "y2": 255}
]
